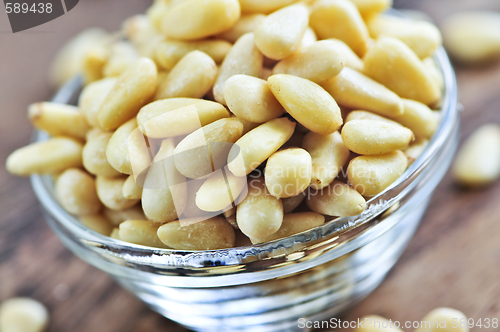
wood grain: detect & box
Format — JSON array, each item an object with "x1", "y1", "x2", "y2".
[{"x1": 1, "y1": 1, "x2": 500, "y2": 331}]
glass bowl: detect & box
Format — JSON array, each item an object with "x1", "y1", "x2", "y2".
[{"x1": 30, "y1": 39, "x2": 459, "y2": 331}]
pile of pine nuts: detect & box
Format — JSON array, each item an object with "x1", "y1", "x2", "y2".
[{"x1": 6, "y1": 0, "x2": 444, "y2": 250}]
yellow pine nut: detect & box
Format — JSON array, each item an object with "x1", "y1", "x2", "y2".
[
  {"x1": 217, "y1": 13, "x2": 266, "y2": 43},
  {"x1": 182, "y1": 179, "x2": 213, "y2": 219},
  {"x1": 228, "y1": 118, "x2": 296, "y2": 176},
  {"x1": 103, "y1": 206, "x2": 146, "y2": 226},
  {"x1": 392, "y1": 99, "x2": 439, "y2": 139},
  {"x1": 239, "y1": 0, "x2": 300, "y2": 14},
  {"x1": 310, "y1": 0, "x2": 370, "y2": 57},
  {"x1": 147, "y1": 0, "x2": 169, "y2": 31},
  {"x1": 327, "y1": 39, "x2": 364, "y2": 71},
  {"x1": 122, "y1": 13, "x2": 153, "y2": 42},
  {"x1": 356, "y1": 315, "x2": 403, "y2": 331},
  {"x1": 157, "y1": 216, "x2": 236, "y2": 250},
  {"x1": 137, "y1": 98, "x2": 228, "y2": 134},
  {"x1": 161, "y1": 0, "x2": 241, "y2": 40},
  {"x1": 110, "y1": 227, "x2": 120, "y2": 239},
  {"x1": 415, "y1": 308, "x2": 469, "y2": 332},
  {"x1": 320, "y1": 67, "x2": 404, "y2": 118},
  {"x1": 347, "y1": 150, "x2": 408, "y2": 196},
  {"x1": 96, "y1": 175, "x2": 140, "y2": 210},
  {"x1": 364, "y1": 36, "x2": 441, "y2": 106},
  {"x1": 302, "y1": 131, "x2": 350, "y2": 190},
  {"x1": 103, "y1": 41, "x2": 139, "y2": 77},
  {"x1": 268, "y1": 74, "x2": 343, "y2": 135},
  {"x1": 125, "y1": 20, "x2": 155, "y2": 40},
  {"x1": 404, "y1": 137, "x2": 429, "y2": 165},
  {"x1": 174, "y1": 118, "x2": 243, "y2": 179},
  {"x1": 119, "y1": 220, "x2": 169, "y2": 248},
  {"x1": 98, "y1": 58, "x2": 157, "y2": 130},
  {"x1": 341, "y1": 119, "x2": 414, "y2": 155},
  {"x1": 453, "y1": 124, "x2": 500, "y2": 187},
  {"x1": 85, "y1": 128, "x2": 107, "y2": 141},
  {"x1": 345, "y1": 110, "x2": 401, "y2": 125},
  {"x1": 142, "y1": 138, "x2": 187, "y2": 222},
  {"x1": 78, "y1": 77, "x2": 117, "y2": 128},
  {"x1": 127, "y1": 127, "x2": 155, "y2": 183},
  {"x1": 237, "y1": 176, "x2": 283, "y2": 239},
  {"x1": 56, "y1": 168, "x2": 103, "y2": 216},
  {"x1": 122, "y1": 15, "x2": 163, "y2": 58},
  {"x1": 6, "y1": 137, "x2": 83, "y2": 176},
  {"x1": 367, "y1": 15, "x2": 442, "y2": 59},
  {"x1": 28, "y1": 102, "x2": 91, "y2": 140},
  {"x1": 223, "y1": 75, "x2": 284, "y2": 123},
  {"x1": 141, "y1": 103, "x2": 230, "y2": 139},
  {"x1": 79, "y1": 214, "x2": 114, "y2": 236},
  {"x1": 272, "y1": 40, "x2": 346, "y2": 83},
  {"x1": 423, "y1": 57, "x2": 444, "y2": 91},
  {"x1": 137, "y1": 98, "x2": 193, "y2": 125},
  {"x1": 83, "y1": 132, "x2": 122, "y2": 177},
  {"x1": 254, "y1": 4, "x2": 309, "y2": 60},
  {"x1": 0, "y1": 298, "x2": 49, "y2": 332},
  {"x1": 282, "y1": 192, "x2": 306, "y2": 213},
  {"x1": 442, "y1": 11, "x2": 500, "y2": 64},
  {"x1": 122, "y1": 175, "x2": 143, "y2": 200},
  {"x1": 154, "y1": 39, "x2": 232, "y2": 71},
  {"x1": 213, "y1": 33, "x2": 264, "y2": 105},
  {"x1": 155, "y1": 51, "x2": 217, "y2": 100},
  {"x1": 307, "y1": 180, "x2": 366, "y2": 216},
  {"x1": 49, "y1": 28, "x2": 108, "y2": 87},
  {"x1": 82, "y1": 45, "x2": 108, "y2": 85},
  {"x1": 349, "y1": 0, "x2": 392, "y2": 18},
  {"x1": 250, "y1": 212, "x2": 325, "y2": 244},
  {"x1": 196, "y1": 169, "x2": 247, "y2": 212},
  {"x1": 299, "y1": 28, "x2": 318, "y2": 50},
  {"x1": 265, "y1": 148, "x2": 312, "y2": 198},
  {"x1": 105, "y1": 118, "x2": 137, "y2": 175}
]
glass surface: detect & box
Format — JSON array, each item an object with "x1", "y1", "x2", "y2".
[{"x1": 29, "y1": 24, "x2": 459, "y2": 331}]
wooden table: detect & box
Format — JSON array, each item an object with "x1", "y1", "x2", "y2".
[{"x1": 1, "y1": 1, "x2": 500, "y2": 331}]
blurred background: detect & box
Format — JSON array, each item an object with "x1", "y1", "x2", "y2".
[{"x1": 1, "y1": 0, "x2": 500, "y2": 331}]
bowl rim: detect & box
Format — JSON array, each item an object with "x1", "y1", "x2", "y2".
[{"x1": 30, "y1": 30, "x2": 458, "y2": 271}]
